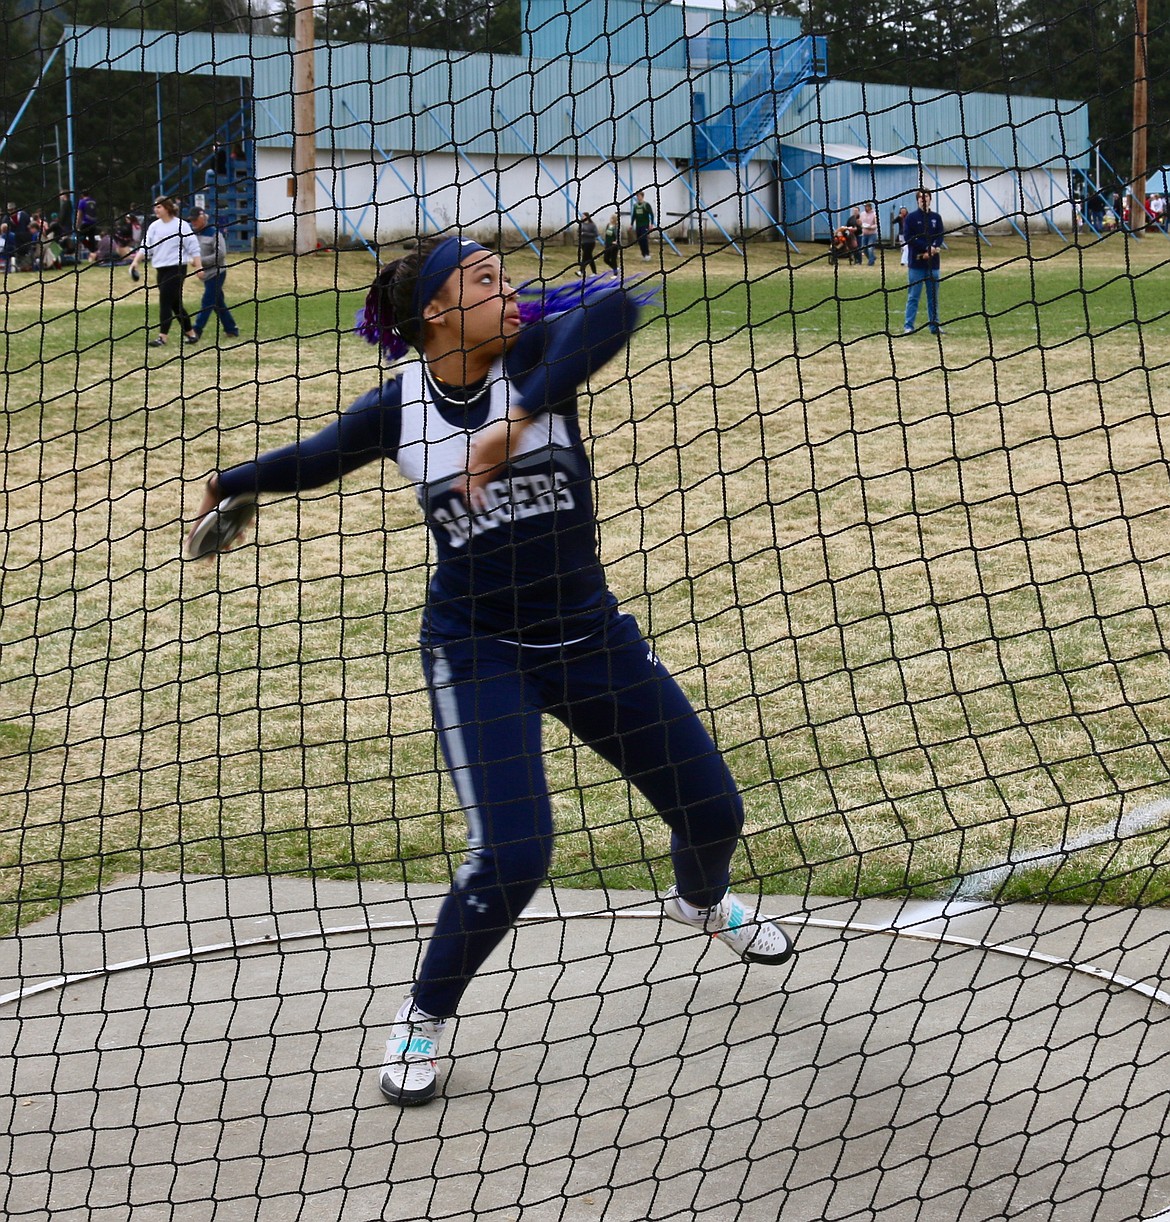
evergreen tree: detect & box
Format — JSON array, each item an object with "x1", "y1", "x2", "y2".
[
  {"x1": 2, "y1": 0, "x2": 262, "y2": 218},
  {"x1": 274, "y1": 0, "x2": 522, "y2": 54},
  {"x1": 742, "y1": 0, "x2": 1169, "y2": 182}
]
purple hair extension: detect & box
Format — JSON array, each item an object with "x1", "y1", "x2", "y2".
[
  {"x1": 355, "y1": 275, "x2": 410, "y2": 360},
  {"x1": 515, "y1": 273, "x2": 660, "y2": 324}
]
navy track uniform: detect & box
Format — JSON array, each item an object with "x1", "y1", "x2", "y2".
[{"x1": 218, "y1": 285, "x2": 745, "y2": 1018}]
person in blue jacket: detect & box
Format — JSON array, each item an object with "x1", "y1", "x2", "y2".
[
  {"x1": 902, "y1": 188, "x2": 946, "y2": 335},
  {"x1": 186, "y1": 235, "x2": 795, "y2": 1106}
]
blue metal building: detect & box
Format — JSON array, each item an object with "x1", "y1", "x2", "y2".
[{"x1": 35, "y1": 0, "x2": 1091, "y2": 249}]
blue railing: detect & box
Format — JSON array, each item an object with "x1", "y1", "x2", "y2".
[
  {"x1": 154, "y1": 108, "x2": 257, "y2": 252},
  {"x1": 689, "y1": 33, "x2": 826, "y2": 74},
  {"x1": 693, "y1": 35, "x2": 826, "y2": 171}
]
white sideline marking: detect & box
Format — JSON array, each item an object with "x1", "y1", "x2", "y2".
[
  {"x1": 887, "y1": 898, "x2": 987, "y2": 928},
  {"x1": 953, "y1": 798, "x2": 1170, "y2": 900}
]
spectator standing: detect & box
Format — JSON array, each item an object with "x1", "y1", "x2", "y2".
[
  {"x1": 205, "y1": 140, "x2": 229, "y2": 184},
  {"x1": 859, "y1": 202, "x2": 879, "y2": 266},
  {"x1": 6, "y1": 202, "x2": 33, "y2": 270},
  {"x1": 1, "y1": 222, "x2": 15, "y2": 274},
  {"x1": 902, "y1": 188, "x2": 945, "y2": 336},
  {"x1": 630, "y1": 191, "x2": 654, "y2": 261},
  {"x1": 894, "y1": 206, "x2": 909, "y2": 247},
  {"x1": 188, "y1": 206, "x2": 240, "y2": 341},
  {"x1": 845, "y1": 207, "x2": 863, "y2": 264},
  {"x1": 603, "y1": 212, "x2": 621, "y2": 273},
  {"x1": 577, "y1": 212, "x2": 599, "y2": 276},
  {"x1": 1085, "y1": 190, "x2": 1106, "y2": 232},
  {"x1": 128, "y1": 196, "x2": 203, "y2": 348},
  {"x1": 57, "y1": 190, "x2": 73, "y2": 234},
  {"x1": 126, "y1": 207, "x2": 144, "y2": 248},
  {"x1": 76, "y1": 191, "x2": 99, "y2": 252}
]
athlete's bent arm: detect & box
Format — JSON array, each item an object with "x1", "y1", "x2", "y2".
[{"x1": 466, "y1": 284, "x2": 641, "y2": 495}]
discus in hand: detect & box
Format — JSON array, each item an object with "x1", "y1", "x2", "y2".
[{"x1": 182, "y1": 493, "x2": 256, "y2": 561}]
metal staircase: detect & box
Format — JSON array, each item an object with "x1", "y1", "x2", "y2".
[
  {"x1": 692, "y1": 35, "x2": 827, "y2": 171},
  {"x1": 154, "y1": 108, "x2": 256, "y2": 252}
]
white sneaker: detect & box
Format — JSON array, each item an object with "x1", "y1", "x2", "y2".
[
  {"x1": 379, "y1": 998, "x2": 446, "y2": 1106},
  {"x1": 663, "y1": 886, "x2": 795, "y2": 965}
]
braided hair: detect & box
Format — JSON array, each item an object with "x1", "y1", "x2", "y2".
[{"x1": 355, "y1": 235, "x2": 446, "y2": 359}]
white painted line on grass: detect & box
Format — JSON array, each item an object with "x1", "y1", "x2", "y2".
[{"x1": 953, "y1": 797, "x2": 1170, "y2": 900}]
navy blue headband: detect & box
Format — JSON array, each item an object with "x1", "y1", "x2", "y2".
[{"x1": 411, "y1": 236, "x2": 489, "y2": 322}]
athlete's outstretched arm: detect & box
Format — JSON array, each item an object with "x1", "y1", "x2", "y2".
[
  {"x1": 219, "y1": 384, "x2": 402, "y2": 496},
  {"x1": 511, "y1": 283, "x2": 641, "y2": 412},
  {"x1": 190, "y1": 383, "x2": 403, "y2": 521}
]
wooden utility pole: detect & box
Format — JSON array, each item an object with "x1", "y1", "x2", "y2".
[
  {"x1": 293, "y1": 0, "x2": 318, "y2": 255},
  {"x1": 1131, "y1": 0, "x2": 1149, "y2": 233}
]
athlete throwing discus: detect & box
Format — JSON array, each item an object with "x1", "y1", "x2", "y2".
[{"x1": 185, "y1": 235, "x2": 794, "y2": 1106}]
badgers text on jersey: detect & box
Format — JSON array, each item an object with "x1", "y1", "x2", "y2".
[{"x1": 430, "y1": 466, "x2": 575, "y2": 548}]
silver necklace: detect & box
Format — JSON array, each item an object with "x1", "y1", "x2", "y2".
[{"x1": 423, "y1": 365, "x2": 487, "y2": 409}]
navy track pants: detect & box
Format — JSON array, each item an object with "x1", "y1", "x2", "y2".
[{"x1": 414, "y1": 611, "x2": 745, "y2": 1018}]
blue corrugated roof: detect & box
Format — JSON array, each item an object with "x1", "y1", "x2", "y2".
[{"x1": 60, "y1": 23, "x2": 1088, "y2": 168}]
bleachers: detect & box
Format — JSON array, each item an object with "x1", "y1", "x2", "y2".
[{"x1": 155, "y1": 109, "x2": 256, "y2": 252}]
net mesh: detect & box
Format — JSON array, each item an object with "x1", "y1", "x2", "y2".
[{"x1": 3, "y1": 0, "x2": 1170, "y2": 1218}]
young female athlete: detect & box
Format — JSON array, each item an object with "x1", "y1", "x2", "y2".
[{"x1": 186, "y1": 235, "x2": 794, "y2": 1106}]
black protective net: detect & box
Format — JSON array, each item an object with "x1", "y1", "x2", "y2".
[{"x1": 3, "y1": 1, "x2": 1170, "y2": 1218}]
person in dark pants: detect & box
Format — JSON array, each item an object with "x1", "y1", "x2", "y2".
[
  {"x1": 603, "y1": 212, "x2": 621, "y2": 273},
  {"x1": 186, "y1": 234, "x2": 796, "y2": 1108},
  {"x1": 631, "y1": 191, "x2": 654, "y2": 261},
  {"x1": 188, "y1": 207, "x2": 240, "y2": 341},
  {"x1": 1, "y1": 222, "x2": 15, "y2": 273},
  {"x1": 6, "y1": 202, "x2": 34, "y2": 270},
  {"x1": 75, "y1": 191, "x2": 99, "y2": 254},
  {"x1": 577, "y1": 211, "x2": 599, "y2": 275},
  {"x1": 1085, "y1": 190, "x2": 1106, "y2": 233},
  {"x1": 128, "y1": 197, "x2": 202, "y2": 348}
]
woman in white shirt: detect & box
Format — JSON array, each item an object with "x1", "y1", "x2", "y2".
[
  {"x1": 129, "y1": 196, "x2": 203, "y2": 348},
  {"x1": 859, "y1": 202, "x2": 880, "y2": 266}
]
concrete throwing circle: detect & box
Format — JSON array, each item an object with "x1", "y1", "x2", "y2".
[{"x1": 2, "y1": 878, "x2": 1169, "y2": 1221}]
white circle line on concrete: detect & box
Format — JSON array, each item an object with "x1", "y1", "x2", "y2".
[{"x1": 3, "y1": 907, "x2": 1168, "y2": 1011}]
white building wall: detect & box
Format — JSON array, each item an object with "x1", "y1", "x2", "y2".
[
  {"x1": 929, "y1": 165, "x2": 1077, "y2": 234},
  {"x1": 255, "y1": 146, "x2": 1075, "y2": 248},
  {"x1": 255, "y1": 146, "x2": 698, "y2": 248}
]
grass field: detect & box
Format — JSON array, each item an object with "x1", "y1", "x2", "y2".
[{"x1": 4, "y1": 232, "x2": 1170, "y2": 935}]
